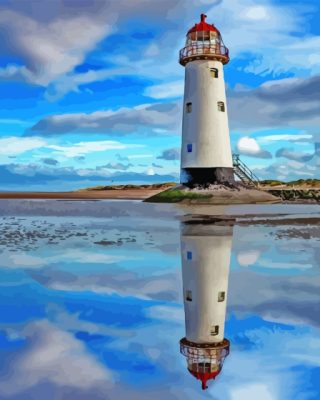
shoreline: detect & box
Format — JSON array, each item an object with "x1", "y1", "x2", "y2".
[
  {"x1": 0, "y1": 190, "x2": 318, "y2": 204},
  {"x1": 0, "y1": 189, "x2": 163, "y2": 200}
]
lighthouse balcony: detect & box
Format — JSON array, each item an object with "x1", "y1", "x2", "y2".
[
  {"x1": 179, "y1": 43, "x2": 229, "y2": 66},
  {"x1": 180, "y1": 337, "x2": 230, "y2": 359}
]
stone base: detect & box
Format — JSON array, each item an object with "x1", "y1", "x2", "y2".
[
  {"x1": 145, "y1": 184, "x2": 281, "y2": 204},
  {"x1": 181, "y1": 167, "x2": 235, "y2": 186}
]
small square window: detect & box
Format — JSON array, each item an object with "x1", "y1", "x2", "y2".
[
  {"x1": 187, "y1": 144, "x2": 192, "y2": 153},
  {"x1": 186, "y1": 102, "x2": 192, "y2": 113},
  {"x1": 210, "y1": 68, "x2": 218, "y2": 78},
  {"x1": 210, "y1": 325, "x2": 219, "y2": 336},
  {"x1": 186, "y1": 290, "x2": 192, "y2": 302},
  {"x1": 217, "y1": 101, "x2": 225, "y2": 112},
  {"x1": 187, "y1": 251, "x2": 192, "y2": 260},
  {"x1": 218, "y1": 291, "x2": 225, "y2": 302}
]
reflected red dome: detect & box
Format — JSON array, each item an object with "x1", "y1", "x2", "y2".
[{"x1": 188, "y1": 369, "x2": 221, "y2": 390}]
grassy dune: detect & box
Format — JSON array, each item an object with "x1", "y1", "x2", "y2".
[
  {"x1": 260, "y1": 179, "x2": 320, "y2": 188},
  {"x1": 146, "y1": 188, "x2": 212, "y2": 203},
  {"x1": 83, "y1": 182, "x2": 176, "y2": 191}
]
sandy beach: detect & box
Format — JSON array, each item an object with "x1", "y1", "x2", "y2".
[{"x1": 0, "y1": 189, "x2": 164, "y2": 200}]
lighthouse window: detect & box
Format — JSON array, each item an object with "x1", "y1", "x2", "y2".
[
  {"x1": 218, "y1": 291, "x2": 225, "y2": 302},
  {"x1": 210, "y1": 325, "x2": 219, "y2": 336},
  {"x1": 210, "y1": 68, "x2": 218, "y2": 78},
  {"x1": 187, "y1": 251, "x2": 193, "y2": 260},
  {"x1": 186, "y1": 290, "x2": 192, "y2": 302},
  {"x1": 187, "y1": 143, "x2": 193, "y2": 153},
  {"x1": 186, "y1": 102, "x2": 192, "y2": 113},
  {"x1": 217, "y1": 101, "x2": 225, "y2": 112}
]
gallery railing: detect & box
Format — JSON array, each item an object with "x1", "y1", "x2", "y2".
[{"x1": 179, "y1": 43, "x2": 229, "y2": 64}]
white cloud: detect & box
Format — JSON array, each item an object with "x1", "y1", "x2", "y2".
[
  {"x1": 237, "y1": 250, "x2": 261, "y2": 267},
  {"x1": 45, "y1": 66, "x2": 130, "y2": 101},
  {"x1": 231, "y1": 384, "x2": 274, "y2": 400},
  {"x1": 242, "y1": 6, "x2": 270, "y2": 21},
  {"x1": 0, "y1": 64, "x2": 32, "y2": 82},
  {"x1": 147, "y1": 167, "x2": 155, "y2": 176},
  {"x1": 1, "y1": 253, "x2": 44, "y2": 268},
  {"x1": 144, "y1": 43, "x2": 160, "y2": 57},
  {"x1": 47, "y1": 306, "x2": 134, "y2": 339},
  {"x1": 259, "y1": 134, "x2": 313, "y2": 144},
  {"x1": 144, "y1": 81, "x2": 184, "y2": 99},
  {"x1": 44, "y1": 276, "x2": 180, "y2": 301},
  {"x1": 0, "y1": 249, "x2": 128, "y2": 269},
  {"x1": 0, "y1": 137, "x2": 46, "y2": 156},
  {"x1": 0, "y1": 320, "x2": 113, "y2": 396},
  {"x1": 238, "y1": 137, "x2": 260, "y2": 153},
  {"x1": 48, "y1": 140, "x2": 142, "y2": 158},
  {"x1": 236, "y1": 136, "x2": 272, "y2": 159},
  {"x1": 0, "y1": 9, "x2": 113, "y2": 86},
  {"x1": 145, "y1": 306, "x2": 184, "y2": 322},
  {"x1": 258, "y1": 258, "x2": 313, "y2": 270},
  {"x1": 30, "y1": 103, "x2": 180, "y2": 135}
]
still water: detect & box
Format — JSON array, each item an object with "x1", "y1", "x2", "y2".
[{"x1": 0, "y1": 200, "x2": 319, "y2": 400}]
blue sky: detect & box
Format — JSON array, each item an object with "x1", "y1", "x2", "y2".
[{"x1": 0, "y1": 0, "x2": 319, "y2": 190}]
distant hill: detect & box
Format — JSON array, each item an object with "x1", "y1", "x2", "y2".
[
  {"x1": 83, "y1": 179, "x2": 320, "y2": 192},
  {"x1": 84, "y1": 179, "x2": 320, "y2": 191},
  {"x1": 83, "y1": 182, "x2": 176, "y2": 191},
  {"x1": 259, "y1": 179, "x2": 320, "y2": 188}
]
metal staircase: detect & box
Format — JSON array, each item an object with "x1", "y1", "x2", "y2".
[{"x1": 232, "y1": 154, "x2": 260, "y2": 187}]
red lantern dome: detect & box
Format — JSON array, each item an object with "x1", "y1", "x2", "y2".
[
  {"x1": 187, "y1": 13, "x2": 220, "y2": 35},
  {"x1": 179, "y1": 14, "x2": 229, "y2": 66},
  {"x1": 188, "y1": 368, "x2": 222, "y2": 390}
]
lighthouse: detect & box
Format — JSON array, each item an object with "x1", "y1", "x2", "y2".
[
  {"x1": 179, "y1": 14, "x2": 234, "y2": 186},
  {"x1": 179, "y1": 221, "x2": 234, "y2": 390}
]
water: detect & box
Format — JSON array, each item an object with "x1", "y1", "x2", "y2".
[{"x1": 0, "y1": 200, "x2": 319, "y2": 399}]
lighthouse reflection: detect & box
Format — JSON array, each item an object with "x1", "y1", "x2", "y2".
[{"x1": 179, "y1": 218, "x2": 234, "y2": 390}]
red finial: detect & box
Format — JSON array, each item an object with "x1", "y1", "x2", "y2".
[
  {"x1": 201, "y1": 378, "x2": 208, "y2": 390},
  {"x1": 188, "y1": 370, "x2": 220, "y2": 390},
  {"x1": 200, "y1": 13, "x2": 207, "y2": 22}
]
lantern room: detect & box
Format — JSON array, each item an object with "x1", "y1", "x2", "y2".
[
  {"x1": 179, "y1": 14, "x2": 229, "y2": 66},
  {"x1": 180, "y1": 337, "x2": 230, "y2": 390}
]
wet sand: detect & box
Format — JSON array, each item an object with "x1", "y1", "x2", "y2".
[{"x1": 0, "y1": 189, "x2": 163, "y2": 200}]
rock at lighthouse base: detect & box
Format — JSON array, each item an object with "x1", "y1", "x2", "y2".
[{"x1": 145, "y1": 183, "x2": 281, "y2": 204}]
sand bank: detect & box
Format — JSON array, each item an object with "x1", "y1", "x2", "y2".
[{"x1": 0, "y1": 189, "x2": 163, "y2": 200}]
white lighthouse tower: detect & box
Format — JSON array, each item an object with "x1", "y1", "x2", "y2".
[
  {"x1": 179, "y1": 221, "x2": 234, "y2": 390},
  {"x1": 179, "y1": 14, "x2": 234, "y2": 186}
]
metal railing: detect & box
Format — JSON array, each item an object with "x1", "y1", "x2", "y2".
[
  {"x1": 180, "y1": 338, "x2": 230, "y2": 359},
  {"x1": 232, "y1": 154, "x2": 260, "y2": 186},
  {"x1": 179, "y1": 43, "x2": 229, "y2": 63}
]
